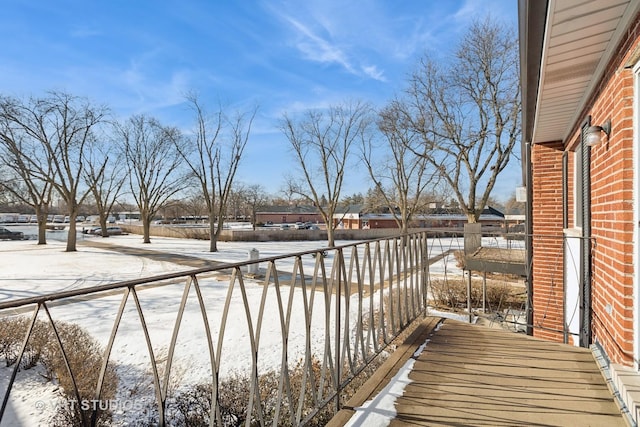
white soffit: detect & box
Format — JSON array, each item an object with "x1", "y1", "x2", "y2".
[{"x1": 532, "y1": 0, "x2": 639, "y2": 144}]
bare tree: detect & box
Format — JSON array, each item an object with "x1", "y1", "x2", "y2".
[
  {"x1": 226, "y1": 185, "x2": 245, "y2": 221},
  {"x1": 361, "y1": 101, "x2": 440, "y2": 234},
  {"x1": 161, "y1": 198, "x2": 189, "y2": 221},
  {"x1": 401, "y1": 17, "x2": 520, "y2": 222},
  {"x1": 0, "y1": 101, "x2": 54, "y2": 244},
  {"x1": 277, "y1": 185, "x2": 303, "y2": 206},
  {"x1": 280, "y1": 100, "x2": 372, "y2": 246},
  {"x1": 0, "y1": 92, "x2": 107, "y2": 251},
  {"x1": 83, "y1": 135, "x2": 126, "y2": 237},
  {"x1": 0, "y1": 168, "x2": 11, "y2": 207},
  {"x1": 241, "y1": 184, "x2": 269, "y2": 230},
  {"x1": 503, "y1": 192, "x2": 525, "y2": 215},
  {"x1": 183, "y1": 191, "x2": 208, "y2": 223},
  {"x1": 0, "y1": 163, "x2": 53, "y2": 244},
  {"x1": 118, "y1": 115, "x2": 188, "y2": 243},
  {"x1": 178, "y1": 95, "x2": 256, "y2": 252}
]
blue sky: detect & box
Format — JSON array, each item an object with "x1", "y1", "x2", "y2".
[{"x1": 0, "y1": 0, "x2": 519, "y2": 201}]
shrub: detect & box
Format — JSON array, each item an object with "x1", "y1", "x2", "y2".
[
  {"x1": 135, "y1": 352, "x2": 386, "y2": 426},
  {"x1": 361, "y1": 286, "x2": 423, "y2": 349},
  {"x1": 0, "y1": 316, "x2": 118, "y2": 426},
  {"x1": 453, "y1": 250, "x2": 466, "y2": 269},
  {"x1": 44, "y1": 322, "x2": 118, "y2": 427},
  {"x1": 0, "y1": 316, "x2": 54, "y2": 369},
  {"x1": 279, "y1": 357, "x2": 333, "y2": 426},
  {"x1": 429, "y1": 278, "x2": 524, "y2": 312},
  {"x1": 171, "y1": 383, "x2": 215, "y2": 426},
  {"x1": 0, "y1": 316, "x2": 31, "y2": 367}
]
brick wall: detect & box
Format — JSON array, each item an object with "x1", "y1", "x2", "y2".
[
  {"x1": 583, "y1": 42, "x2": 637, "y2": 366},
  {"x1": 531, "y1": 141, "x2": 565, "y2": 342},
  {"x1": 531, "y1": 13, "x2": 640, "y2": 365}
]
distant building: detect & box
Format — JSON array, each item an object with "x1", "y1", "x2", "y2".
[
  {"x1": 255, "y1": 205, "x2": 323, "y2": 225},
  {"x1": 333, "y1": 205, "x2": 506, "y2": 230}
]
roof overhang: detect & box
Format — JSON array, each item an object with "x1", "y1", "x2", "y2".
[{"x1": 519, "y1": 0, "x2": 640, "y2": 145}]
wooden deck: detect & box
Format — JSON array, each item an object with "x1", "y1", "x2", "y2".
[{"x1": 330, "y1": 317, "x2": 628, "y2": 426}]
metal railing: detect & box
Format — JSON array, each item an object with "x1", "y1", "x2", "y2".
[{"x1": 1, "y1": 231, "x2": 469, "y2": 426}]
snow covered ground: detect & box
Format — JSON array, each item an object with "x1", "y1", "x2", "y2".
[{"x1": 0, "y1": 228, "x2": 485, "y2": 426}]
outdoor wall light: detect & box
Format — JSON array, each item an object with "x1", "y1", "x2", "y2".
[{"x1": 585, "y1": 118, "x2": 611, "y2": 146}]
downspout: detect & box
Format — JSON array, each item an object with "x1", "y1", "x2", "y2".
[{"x1": 580, "y1": 126, "x2": 593, "y2": 347}]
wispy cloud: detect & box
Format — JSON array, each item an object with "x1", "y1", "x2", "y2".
[
  {"x1": 70, "y1": 26, "x2": 101, "y2": 38},
  {"x1": 455, "y1": 0, "x2": 517, "y2": 25},
  {"x1": 361, "y1": 65, "x2": 386, "y2": 82},
  {"x1": 115, "y1": 68, "x2": 193, "y2": 115},
  {"x1": 264, "y1": 1, "x2": 397, "y2": 82},
  {"x1": 283, "y1": 15, "x2": 356, "y2": 74},
  {"x1": 263, "y1": 0, "x2": 471, "y2": 84}
]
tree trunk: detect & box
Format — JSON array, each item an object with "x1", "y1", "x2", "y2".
[
  {"x1": 209, "y1": 220, "x2": 218, "y2": 252},
  {"x1": 36, "y1": 208, "x2": 47, "y2": 245},
  {"x1": 401, "y1": 222, "x2": 409, "y2": 236},
  {"x1": 99, "y1": 216, "x2": 109, "y2": 237},
  {"x1": 327, "y1": 226, "x2": 335, "y2": 247},
  {"x1": 65, "y1": 216, "x2": 77, "y2": 252},
  {"x1": 142, "y1": 212, "x2": 151, "y2": 243}
]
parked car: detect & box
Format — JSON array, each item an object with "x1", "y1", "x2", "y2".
[
  {"x1": 86, "y1": 226, "x2": 124, "y2": 236},
  {"x1": 83, "y1": 226, "x2": 101, "y2": 235},
  {"x1": 279, "y1": 224, "x2": 290, "y2": 230},
  {"x1": 104, "y1": 226, "x2": 124, "y2": 236},
  {"x1": 0, "y1": 226, "x2": 24, "y2": 240}
]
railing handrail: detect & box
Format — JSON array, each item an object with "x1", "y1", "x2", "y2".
[
  {"x1": 0, "y1": 232, "x2": 458, "y2": 311},
  {"x1": 0, "y1": 241, "x2": 359, "y2": 311}
]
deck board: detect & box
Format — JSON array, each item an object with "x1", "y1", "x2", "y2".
[{"x1": 332, "y1": 318, "x2": 627, "y2": 426}]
